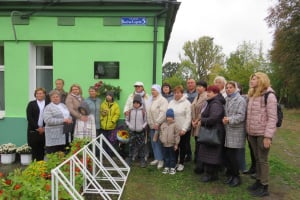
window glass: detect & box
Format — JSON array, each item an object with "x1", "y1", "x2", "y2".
[
  {"x1": 36, "y1": 46, "x2": 53, "y2": 66},
  {"x1": 36, "y1": 69, "x2": 53, "y2": 93},
  {"x1": 0, "y1": 46, "x2": 3, "y2": 65},
  {"x1": 0, "y1": 71, "x2": 4, "y2": 110}
]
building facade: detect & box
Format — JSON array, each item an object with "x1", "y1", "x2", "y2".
[{"x1": 0, "y1": 0, "x2": 180, "y2": 145}]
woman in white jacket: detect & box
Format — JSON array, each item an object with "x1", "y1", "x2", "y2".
[
  {"x1": 146, "y1": 84, "x2": 168, "y2": 169},
  {"x1": 168, "y1": 85, "x2": 191, "y2": 172}
]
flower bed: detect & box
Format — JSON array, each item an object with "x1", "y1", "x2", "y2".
[{"x1": 0, "y1": 138, "x2": 91, "y2": 199}]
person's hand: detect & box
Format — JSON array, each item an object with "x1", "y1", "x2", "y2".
[
  {"x1": 174, "y1": 144, "x2": 178, "y2": 151},
  {"x1": 223, "y1": 117, "x2": 229, "y2": 125},
  {"x1": 179, "y1": 130, "x2": 186, "y2": 136},
  {"x1": 263, "y1": 137, "x2": 272, "y2": 149},
  {"x1": 36, "y1": 127, "x2": 44, "y2": 135},
  {"x1": 153, "y1": 124, "x2": 160, "y2": 130},
  {"x1": 64, "y1": 118, "x2": 72, "y2": 124},
  {"x1": 80, "y1": 115, "x2": 88, "y2": 122}
]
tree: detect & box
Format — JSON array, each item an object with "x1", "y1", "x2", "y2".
[
  {"x1": 266, "y1": 0, "x2": 300, "y2": 107},
  {"x1": 220, "y1": 41, "x2": 270, "y2": 93},
  {"x1": 162, "y1": 62, "x2": 180, "y2": 79},
  {"x1": 180, "y1": 36, "x2": 225, "y2": 81}
]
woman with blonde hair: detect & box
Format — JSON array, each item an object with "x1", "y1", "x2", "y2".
[
  {"x1": 65, "y1": 84, "x2": 87, "y2": 142},
  {"x1": 246, "y1": 72, "x2": 277, "y2": 197}
]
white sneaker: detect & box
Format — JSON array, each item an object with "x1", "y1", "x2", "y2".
[
  {"x1": 150, "y1": 160, "x2": 158, "y2": 166},
  {"x1": 169, "y1": 168, "x2": 176, "y2": 175},
  {"x1": 157, "y1": 160, "x2": 164, "y2": 169},
  {"x1": 162, "y1": 167, "x2": 169, "y2": 174},
  {"x1": 177, "y1": 164, "x2": 184, "y2": 172}
]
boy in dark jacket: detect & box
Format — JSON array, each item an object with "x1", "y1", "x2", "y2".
[{"x1": 125, "y1": 95, "x2": 148, "y2": 167}]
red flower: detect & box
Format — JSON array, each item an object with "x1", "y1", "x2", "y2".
[
  {"x1": 5, "y1": 179, "x2": 11, "y2": 185},
  {"x1": 14, "y1": 184, "x2": 21, "y2": 190},
  {"x1": 45, "y1": 184, "x2": 51, "y2": 192}
]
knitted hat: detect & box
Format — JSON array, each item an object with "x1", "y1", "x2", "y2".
[
  {"x1": 133, "y1": 94, "x2": 142, "y2": 104},
  {"x1": 166, "y1": 108, "x2": 174, "y2": 118},
  {"x1": 78, "y1": 101, "x2": 91, "y2": 116},
  {"x1": 151, "y1": 84, "x2": 161, "y2": 94},
  {"x1": 106, "y1": 91, "x2": 114, "y2": 98}
]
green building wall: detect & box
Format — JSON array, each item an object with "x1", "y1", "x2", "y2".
[{"x1": 0, "y1": 15, "x2": 165, "y2": 145}]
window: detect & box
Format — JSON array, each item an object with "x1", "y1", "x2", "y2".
[
  {"x1": 0, "y1": 45, "x2": 4, "y2": 113},
  {"x1": 29, "y1": 44, "x2": 53, "y2": 100}
]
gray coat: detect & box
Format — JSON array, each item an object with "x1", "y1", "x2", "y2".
[
  {"x1": 43, "y1": 103, "x2": 68, "y2": 147},
  {"x1": 224, "y1": 93, "x2": 247, "y2": 148}
]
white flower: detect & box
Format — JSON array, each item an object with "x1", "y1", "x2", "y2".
[
  {"x1": 16, "y1": 144, "x2": 32, "y2": 154},
  {"x1": 0, "y1": 143, "x2": 17, "y2": 154}
]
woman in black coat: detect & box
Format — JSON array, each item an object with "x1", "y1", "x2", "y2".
[
  {"x1": 26, "y1": 88, "x2": 50, "y2": 161},
  {"x1": 198, "y1": 85, "x2": 225, "y2": 182}
]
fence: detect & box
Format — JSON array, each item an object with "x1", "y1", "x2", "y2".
[{"x1": 51, "y1": 135, "x2": 130, "y2": 200}]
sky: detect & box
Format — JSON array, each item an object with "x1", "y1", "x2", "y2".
[{"x1": 163, "y1": 0, "x2": 276, "y2": 63}]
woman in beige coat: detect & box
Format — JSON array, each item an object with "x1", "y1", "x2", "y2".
[{"x1": 191, "y1": 81, "x2": 207, "y2": 173}]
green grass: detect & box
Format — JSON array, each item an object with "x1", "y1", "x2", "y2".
[{"x1": 122, "y1": 109, "x2": 300, "y2": 200}]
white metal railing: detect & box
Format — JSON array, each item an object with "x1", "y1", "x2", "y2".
[{"x1": 51, "y1": 135, "x2": 130, "y2": 200}]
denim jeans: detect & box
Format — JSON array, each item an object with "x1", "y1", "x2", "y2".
[
  {"x1": 162, "y1": 146, "x2": 176, "y2": 168},
  {"x1": 150, "y1": 129, "x2": 163, "y2": 161}
]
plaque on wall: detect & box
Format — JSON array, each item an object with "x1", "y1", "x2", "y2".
[{"x1": 94, "y1": 62, "x2": 119, "y2": 79}]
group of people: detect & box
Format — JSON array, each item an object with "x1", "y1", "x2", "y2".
[{"x1": 26, "y1": 71, "x2": 277, "y2": 197}]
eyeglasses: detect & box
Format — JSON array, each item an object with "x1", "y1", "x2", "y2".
[{"x1": 135, "y1": 86, "x2": 142, "y2": 88}]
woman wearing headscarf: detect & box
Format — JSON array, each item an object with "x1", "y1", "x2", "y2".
[{"x1": 146, "y1": 84, "x2": 168, "y2": 169}]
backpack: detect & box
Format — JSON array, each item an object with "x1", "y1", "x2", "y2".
[{"x1": 264, "y1": 91, "x2": 283, "y2": 127}]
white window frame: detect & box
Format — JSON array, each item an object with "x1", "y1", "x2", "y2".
[{"x1": 29, "y1": 43, "x2": 53, "y2": 101}]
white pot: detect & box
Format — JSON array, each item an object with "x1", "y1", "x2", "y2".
[
  {"x1": 1, "y1": 153, "x2": 16, "y2": 164},
  {"x1": 20, "y1": 154, "x2": 32, "y2": 165}
]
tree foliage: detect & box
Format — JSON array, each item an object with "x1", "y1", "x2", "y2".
[
  {"x1": 266, "y1": 0, "x2": 300, "y2": 107},
  {"x1": 162, "y1": 62, "x2": 180, "y2": 79},
  {"x1": 180, "y1": 36, "x2": 225, "y2": 81},
  {"x1": 220, "y1": 41, "x2": 270, "y2": 94}
]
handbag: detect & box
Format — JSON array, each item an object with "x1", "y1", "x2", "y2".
[{"x1": 197, "y1": 126, "x2": 221, "y2": 146}]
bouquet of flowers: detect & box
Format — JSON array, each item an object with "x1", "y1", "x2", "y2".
[
  {"x1": 0, "y1": 143, "x2": 17, "y2": 154},
  {"x1": 117, "y1": 129, "x2": 130, "y2": 144},
  {"x1": 94, "y1": 80, "x2": 122, "y2": 100},
  {"x1": 16, "y1": 144, "x2": 32, "y2": 154}
]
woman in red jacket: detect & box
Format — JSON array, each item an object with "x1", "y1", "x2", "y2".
[{"x1": 246, "y1": 72, "x2": 277, "y2": 197}]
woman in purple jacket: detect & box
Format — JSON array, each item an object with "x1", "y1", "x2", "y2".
[{"x1": 246, "y1": 72, "x2": 277, "y2": 197}]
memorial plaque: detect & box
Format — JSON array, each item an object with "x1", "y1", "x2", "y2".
[{"x1": 94, "y1": 62, "x2": 119, "y2": 79}]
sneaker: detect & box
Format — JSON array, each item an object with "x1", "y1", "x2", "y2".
[
  {"x1": 177, "y1": 164, "x2": 184, "y2": 172},
  {"x1": 162, "y1": 167, "x2": 169, "y2": 174},
  {"x1": 150, "y1": 160, "x2": 158, "y2": 166},
  {"x1": 169, "y1": 168, "x2": 176, "y2": 175},
  {"x1": 157, "y1": 160, "x2": 164, "y2": 169}
]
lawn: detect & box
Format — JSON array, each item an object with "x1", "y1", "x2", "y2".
[
  {"x1": 0, "y1": 109, "x2": 299, "y2": 200},
  {"x1": 122, "y1": 109, "x2": 300, "y2": 200}
]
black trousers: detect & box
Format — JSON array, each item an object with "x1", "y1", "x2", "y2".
[
  {"x1": 28, "y1": 130, "x2": 45, "y2": 161},
  {"x1": 175, "y1": 132, "x2": 189, "y2": 164},
  {"x1": 225, "y1": 147, "x2": 240, "y2": 176}
]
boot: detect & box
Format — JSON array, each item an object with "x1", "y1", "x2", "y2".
[
  {"x1": 229, "y1": 176, "x2": 241, "y2": 187},
  {"x1": 247, "y1": 180, "x2": 261, "y2": 192},
  {"x1": 251, "y1": 184, "x2": 270, "y2": 197}
]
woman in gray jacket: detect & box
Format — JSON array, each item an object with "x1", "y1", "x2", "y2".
[
  {"x1": 43, "y1": 90, "x2": 72, "y2": 154},
  {"x1": 222, "y1": 81, "x2": 247, "y2": 187}
]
